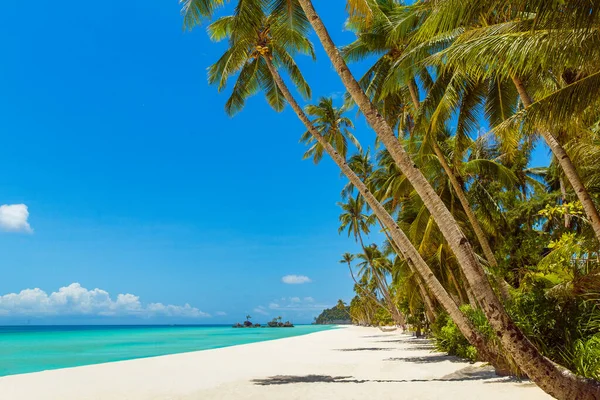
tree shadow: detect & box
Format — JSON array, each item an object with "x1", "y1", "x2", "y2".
[
  {"x1": 336, "y1": 347, "x2": 393, "y2": 352},
  {"x1": 251, "y1": 368, "x2": 509, "y2": 386},
  {"x1": 378, "y1": 339, "x2": 412, "y2": 344},
  {"x1": 253, "y1": 375, "x2": 360, "y2": 385},
  {"x1": 404, "y1": 344, "x2": 437, "y2": 351},
  {"x1": 386, "y1": 354, "x2": 465, "y2": 364},
  {"x1": 361, "y1": 335, "x2": 392, "y2": 338},
  {"x1": 441, "y1": 366, "x2": 504, "y2": 381}
]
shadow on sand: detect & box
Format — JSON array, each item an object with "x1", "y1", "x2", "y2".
[
  {"x1": 361, "y1": 335, "x2": 394, "y2": 338},
  {"x1": 336, "y1": 347, "x2": 393, "y2": 352},
  {"x1": 252, "y1": 367, "x2": 506, "y2": 386},
  {"x1": 386, "y1": 354, "x2": 465, "y2": 364}
]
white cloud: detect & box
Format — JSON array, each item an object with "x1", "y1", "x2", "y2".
[
  {"x1": 215, "y1": 311, "x2": 227, "y2": 316},
  {"x1": 0, "y1": 283, "x2": 210, "y2": 318},
  {"x1": 253, "y1": 306, "x2": 269, "y2": 315},
  {"x1": 0, "y1": 204, "x2": 33, "y2": 233},
  {"x1": 281, "y1": 275, "x2": 311, "y2": 285},
  {"x1": 267, "y1": 297, "x2": 329, "y2": 312}
]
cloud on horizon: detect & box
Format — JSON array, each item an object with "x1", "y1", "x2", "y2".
[
  {"x1": 0, "y1": 283, "x2": 210, "y2": 319},
  {"x1": 0, "y1": 204, "x2": 33, "y2": 233},
  {"x1": 266, "y1": 297, "x2": 328, "y2": 313},
  {"x1": 281, "y1": 275, "x2": 311, "y2": 285},
  {"x1": 253, "y1": 306, "x2": 268, "y2": 315}
]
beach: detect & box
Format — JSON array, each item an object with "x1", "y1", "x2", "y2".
[{"x1": 0, "y1": 326, "x2": 551, "y2": 400}]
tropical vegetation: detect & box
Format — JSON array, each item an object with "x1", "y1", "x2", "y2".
[
  {"x1": 314, "y1": 301, "x2": 352, "y2": 324},
  {"x1": 181, "y1": 0, "x2": 600, "y2": 398}
]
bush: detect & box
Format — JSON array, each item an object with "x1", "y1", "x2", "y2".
[
  {"x1": 507, "y1": 286, "x2": 600, "y2": 379},
  {"x1": 373, "y1": 307, "x2": 394, "y2": 325},
  {"x1": 431, "y1": 311, "x2": 476, "y2": 362},
  {"x1": 430, "y1": 305, "x2": 494, "y2": 363},
  {"x1": 571, "y1": 334, "x2": 600, "y2": 380}
]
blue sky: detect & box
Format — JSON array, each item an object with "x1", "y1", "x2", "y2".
[{"x1": 0, "y1": 1, "x2": 550, "y2": 325}]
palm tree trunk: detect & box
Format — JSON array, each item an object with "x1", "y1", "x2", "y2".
[
  {"x1": 375, "y1": 270, "x2": 405, "y2": 326},
  {"x1": 559, "y1": 176, "x2": 572, "y2": 229},
  {"x1": 346, "y1": 260, "x2": 388, "y2": 313},
  {"x1": 356, "y1": 231, "x2": 405, "y2": 326},
  {"x1": 410, "y1": 77, "x2": 511, "y2": 302},
  {"x1": 512, "y1": 75, "x2": 600, "y2": 245},
  {"x1": 415, "y1": 273, "x2": 438, "y2": 323},
  {"x1": 263, "y1": 55, "x2": 510, "y2": 375},
  {"x1": 293, "y1": 2, "x2": 600, "y2": 397},
  {"x1": 447, "y1": 265, "x2": 468, "y2": 305},
  {"x1": 380, "y1": 224, "x2": 438, "y2": 323}
]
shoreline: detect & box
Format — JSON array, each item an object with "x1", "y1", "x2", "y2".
[
  {"x1": 0, "y1": 326, "x2": 551, "y2": 399},
  {"x1": 0, "y1": 324, "x2": 333, "y2": 377}
]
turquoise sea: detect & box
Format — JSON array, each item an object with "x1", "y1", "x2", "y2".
[{"x1": 0, "y1": 324, "x2": 333, "y2": 377}]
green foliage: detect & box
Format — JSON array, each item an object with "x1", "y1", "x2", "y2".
[
  {"x1": 315, "y1": 305, "x2": 351, "y2": 325},
  {"x1": 507, "y1": 285, "x2": 600, "y2": 378},
  {"x1": 373, "y1": 307, "x2": 394, "y2": 326},
  {"x1": 571, "y1": 335, "x2": 600, "y2": 380},
  {"x1": 191, "y1": 0, "x2": 600, "y2": 385},
  {"x1": 431, "y1": 312, "x2": 477, "y2": 362},
  {"x1": 431, "y1": 305, "x2": 495, "y2": 363}
]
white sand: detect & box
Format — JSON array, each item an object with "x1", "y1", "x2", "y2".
[{"x1": 0, "y1": 326, "x2": 552, "y2": 400}]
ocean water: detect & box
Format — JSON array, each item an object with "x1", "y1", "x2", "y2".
[{"x1": 0, "y1": 324, "x2": 333, "y2": 377}]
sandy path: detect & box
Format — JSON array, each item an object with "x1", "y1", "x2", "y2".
[{"x1": 0, "y1": 326, "x2": 551, "y2": 399}]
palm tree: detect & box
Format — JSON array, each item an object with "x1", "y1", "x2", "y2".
[
  {"x1": 341, "y1": 149, "x2": 374, "y2": 199},
  {"x1": 339, "y1": 252, "x2": 384, "y2": 308},
  {"x1": 300, "y1": 97, "x2": 361, "y2": 163},
  {"x1": 188, "y1": 0, "x2": 512, "y2": 378},
  {"x1": 344, "y1": 3, "x2": 515, "y2": 300},
  {"x1": 356, "y1": 245, "x2": 405, "y2": 325},
  {"x1": 338, "y1": 197, "x2": 376, "y2": 249},
  {"x1": 414, "y1": 0, "x2": 600, "y2": 245},
  {"x1": 337, "y1": 199, "x2": 404, "y2": 325},
  {"x1": 293, "y1": 1, "x2": 599, "y2": 396}
]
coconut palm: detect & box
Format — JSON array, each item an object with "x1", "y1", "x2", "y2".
[
  {"x1": 340, "y1": 252, "x2": 386, "y2": 310},
  {"x1": 341, "y1": 149, "x2": 375, "y2": 199},
  {"x1": 293, "y1": 1, "x2": 600, "y2": 396},
  {"x1": 355, "y1": 244, "x2": 405, "y2": 325},
  {"x1": 344, "y1": 4, "x2": 517, "y2": 300},
  {"x1": 300, "y1": 97, "x2": 361, "y2": 163},
  {"x1": 189, "y1": 0, "x2": 514, "y2": 378},
  {"x1": 337, "y1": 199, "x2": 404, "y2": 325},
  {"x1": 413, "y1": 0, "x2": 600, "y2": 246},
  {"x1": 338, "y1": 197, "x2": 376, "y2": 249}
]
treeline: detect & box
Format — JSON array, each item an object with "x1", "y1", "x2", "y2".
[
  {"x1": 314, "y1": 303, "x2": 352, "y2": 325},
  {"x1": 183, "y1": 0, "x2": 600, "y2": 398}
]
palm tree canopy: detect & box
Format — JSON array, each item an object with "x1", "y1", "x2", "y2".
[{"x1": 300, "y1": 97, "x2": 361, "y2": 163}]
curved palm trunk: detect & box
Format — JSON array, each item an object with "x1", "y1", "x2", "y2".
[
  {"x1": 381, "y1": 225, "x2": 438, "y2": 323},
  {"x1": 374, "y1": 271, "x2": 405, "y2": 326},
  {"x1": 512, "y1": 75, "x2": 600, "y2": 245},
  {"x1": 559, "y1": 176, "x2": 572, "y2": 229},
  {"x1": 294, "y1": 2, "x2": 600, "y2": 397},
  {"x1": 357, "y1": 232, "x2": 405, "y2": 326},
  {"x1": 346, "y1": 259, "x2": 388, "y2": 313},
  {"x1": 415, "y1": 273, "x2": 438, "y2": 323},
  {"x1": 409, "y1": 78, "x2": 511, "y2": 302},
  {"x1": 263, "y1": 55, "x2": 510, "y2": 374},
  {"x1": 447, "y1": 265, "x2": 468, "y2": 306}
]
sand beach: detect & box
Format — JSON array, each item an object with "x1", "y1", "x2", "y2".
[{"x1": 0, "y1": 326, "x2": 551, "y2": 400}]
